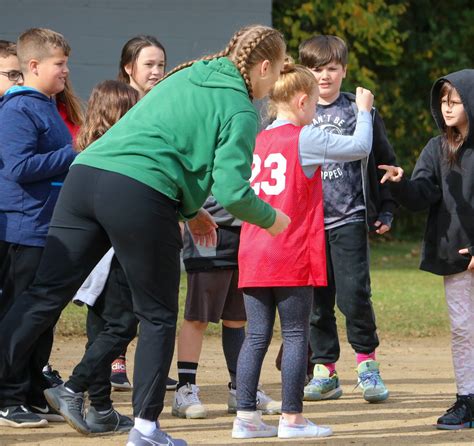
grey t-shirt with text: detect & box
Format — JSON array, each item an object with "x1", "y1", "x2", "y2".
[{"x1": 315, "y1": 94, "x2": 366, "y2": 229}]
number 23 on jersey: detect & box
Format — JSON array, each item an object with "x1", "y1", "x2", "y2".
[{"x1": 249, "y1": 153, "x2": 287, "y2": 196}]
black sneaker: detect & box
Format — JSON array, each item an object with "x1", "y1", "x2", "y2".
[
  {"x1": 0, "y1": 405, "x2": 48, "y2": 428},
  {"x1": 30, "y1": 402, "x2": 64, "y2": 422},
  {"x1": 85, "y1": 406, "x2": 133, "y2": 434},
  {"x1": 167, "y1": 376, "x2": 178, "y2": 391},
  {"x1": 42, "y1": 364, "x2": 64, "y2": 387},
  {"x1": 44, "y1": 384, "x2": 90, "y2": 435},
  {"x1": 110, "y1": 355, "x2": 132, "y2": 391},
  {"x1": 437, "y1": 394, "x2": 474, "y2": 429}
]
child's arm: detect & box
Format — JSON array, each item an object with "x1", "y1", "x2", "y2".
[
  {"x1": 0, "y1": 107, "x2": 76, "y2": 183},
  {"x1": 378, "y1": 140, "x2": 441, "y2": 211},
  {"x1": 211, "y1": 110, "x2": 290, "y2": 235},
  {"x1": 299, "y1": 87, "x2": 373, "y2": 175}
]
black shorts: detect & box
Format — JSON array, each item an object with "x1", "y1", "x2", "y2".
[{"x1": 184, "y1": 269, "x2": 246, "y2": 323}]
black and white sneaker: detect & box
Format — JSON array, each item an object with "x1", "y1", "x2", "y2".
[
  {"x1": 0, "y1": 405, "x2": 48, "y2": 428},
  {"x1": 166, "y1": 377, "x2": 178, "y2": 391},
  {"x1": 30, "y1": 402, "x2": 65, "y2": 422},
  {"x1": 42, "y1": 364, "x2": 64, "y2": 388}
]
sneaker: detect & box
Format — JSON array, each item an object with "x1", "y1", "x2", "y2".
[
  {"x1": 126, "y1": 427, "x2": 187, "y2": 446},
  {"x1": 304, "y1": 364, "x2": 342, "y2": 401},
  {"x1": 30, "y1": 402, "x2": 64, "y2": 422},
  {"x1": 228, "y1": 384, "x2": 282, "y2": 414},
  {"x1": 278, "y1": 416, "x2": 333, "y2": 438},
  {"x1": 111, "y1": 355, "x2": 132, "y2": 391},
  {"x1": 232, "y1": 411, "x2": 277, "y2": 439},
  {"x1": 86, "y1": 406, "x2": 134, "y2": 434},
  {"x1": 172, "y1": 383, "x2": 207, "y2": 419},
  {"x1": 356, "y1": 360, "x2": 389, "y2": 403},
  {"x1": 0, "y1": 405, "x2": 48, "y2": 428},
  {"x1": 166, "y1": 376, "x2": 178, "y2": 391},
  {"x1": 44, "y1": 384, "x2": 90, "y2": 435},
  {"x1": 42, "y1": 364, "x2": 64, "y2": 388},
  {"x1": 436, "y1": 394, "x2": 474, "y2": 430}
]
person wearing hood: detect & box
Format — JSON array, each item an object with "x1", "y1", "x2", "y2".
[
  {"x1": 0, "y1": 25, "x2": 288, "y2": 446},
  {"x1": 380, "y1": 69, "x2": 474, "y2": 430},
  {"x1": 0, "y1": 28, "x2": 76, "y2": 428}
]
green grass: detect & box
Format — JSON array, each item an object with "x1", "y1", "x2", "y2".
[{"x1": 56, "y1": 240, "x2": 449, "y2": 338}]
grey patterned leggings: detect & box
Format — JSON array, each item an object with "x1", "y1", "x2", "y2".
[{"x1": 236, "y1": 286, "x2": 312, "y2": 413}]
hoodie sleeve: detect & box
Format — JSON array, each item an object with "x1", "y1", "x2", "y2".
[
  {"x1": 211, "y1": 110, "x2": 276, "y2": 228},
  {"x1": 389, "y1": 139, "x2": 442, "y2": 211},
  {"x1": 0, "y1": 105, "x2": 76, "y2": 184}
]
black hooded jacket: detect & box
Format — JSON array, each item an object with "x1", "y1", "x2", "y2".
[{"x1": 390, "y1": 69, "x2": 474, "y2": 275}]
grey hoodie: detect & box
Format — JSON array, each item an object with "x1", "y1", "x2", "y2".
[{"x1": 390, "y1": 69, "x2": 474, "y2": 275}]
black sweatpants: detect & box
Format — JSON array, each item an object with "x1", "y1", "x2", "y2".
[
  {"x1": 310, "y1": 222, "x2": 379, "y2": 364},
  {"x1": 71, "y1": 255, "x2": 138, "y2": 411},
  {"x1": 0, "y1": 165, "x2": 182, "y2": 420},
  {"x1": 0, "y1": 244, "x2": 53, "y2": 406}
]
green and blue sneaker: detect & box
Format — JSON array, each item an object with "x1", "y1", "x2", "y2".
[
  {"x1": 356, "y1": 360, "x2": 389, "y2": 403},
  {"x1": 304, "y1": 364, "x2": 342, "y2": 401}
]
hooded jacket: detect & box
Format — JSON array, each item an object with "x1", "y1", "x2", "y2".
[
  {"x1": 74, "y1": 57, "x2": 275, "y2": 228},
  {"x1": 390, "y1": 69, "x2": 474, "y2": 275},
  {"x1": 0, "y1": 89, "x2": 76, "y2": 246}
]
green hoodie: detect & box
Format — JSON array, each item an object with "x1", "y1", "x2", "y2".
[{"x1": 73, "y1": 57, "x2": 276, "y2": 228}]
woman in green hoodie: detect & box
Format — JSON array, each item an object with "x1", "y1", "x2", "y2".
[{"x1": 0, "y1": 25, "x2": 288, "y2": 446}]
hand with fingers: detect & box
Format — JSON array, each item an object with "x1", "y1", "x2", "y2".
[
  {"x1": 355, "y1": 86, "x2": 374, "y2": 112},
  {"x1": 378, "y1": 165, "x2": 404, "y2": 184},
  {"x1": 265, "y1": 208, "x2": 291, "y2": 237},
  {"x1": 187, "y1": 208, "x2": 218, "y2": 247}
]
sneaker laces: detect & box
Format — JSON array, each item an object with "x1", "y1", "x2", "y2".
[
  {"x1": 354, "y1": 370, "x2": 383, "y2": 391},
  {"x1": 445, "y1": 397, "x2": 472, "y2": 417},
  {"x1": 182, "y1": 385, "x2": 201, "y2": 405},
  {"x1": 66, "y1": 393, "x2": 85, "y2": 416}
]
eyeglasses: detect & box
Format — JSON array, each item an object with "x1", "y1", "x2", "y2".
[{"x1": 0, "y1": 70, "x2": 23, "y2": 82}]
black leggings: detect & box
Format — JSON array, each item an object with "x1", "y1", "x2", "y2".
[
  {"x1": 236, "y1": 287, "x2": 312, "y2": 413},
  {"x1": 0, "y1": 165, "x2": 182, "y2": 420}
]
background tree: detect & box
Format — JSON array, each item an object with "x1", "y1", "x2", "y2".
[{"x1": 273, "y1": 0, "x2": 474, "y2": 236}]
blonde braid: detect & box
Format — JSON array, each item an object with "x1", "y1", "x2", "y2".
[{"x1": 233, "y1": 28, "x2": 282, "y2": 100}]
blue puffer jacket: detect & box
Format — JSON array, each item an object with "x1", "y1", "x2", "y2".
[{"x1": 0, "y1": 88, "x2": 76, "y2": 247}]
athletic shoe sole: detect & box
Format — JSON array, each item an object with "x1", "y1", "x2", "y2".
[
  {"x1": 232, "y1": 430, "x2": 277, "y2": 439},
  {"x1": 363, "y1": 390, "x2": 389, "y2": 403},
  {"x1": 0, "y1": 418, "x2": 48, "y2": 428},
  {"x1": 227, "y1": 407, "x2": 279, "y2": 415},
  {"x1": 436, "y1": 422, "x2": 474, "y2": 430},
  {"x1": 171, "y1": 407, "x2": 207, "y2": 419},
  {"x1": 111, "y1": 382, "x2": 132, "y2": 391},
  {"x1": 303, "y1": 386, "x2": 343, "y2": 401}
]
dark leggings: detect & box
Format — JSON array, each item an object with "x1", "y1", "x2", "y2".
[
  {"x1": 0, "y1": 165, "x2": 182, "y2": 420},
  {"x1": 236, "y1": 287, "x2": 312, "y2": 413}
]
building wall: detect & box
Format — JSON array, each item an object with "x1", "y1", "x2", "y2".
[{"x1": 0, "y1": 0, "x2": 272, "y2": 98}]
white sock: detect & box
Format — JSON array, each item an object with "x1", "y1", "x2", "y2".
[
  {"x1": 134, "y1": 417, "x2": 157, "y2": 436},
  {"x1": 237, "y1": 410, "x2": 259, "y2": 423}
]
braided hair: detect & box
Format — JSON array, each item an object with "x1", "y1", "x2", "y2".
[{"x1": 153, "y1": 25, "x2": 285, "y2": 100}]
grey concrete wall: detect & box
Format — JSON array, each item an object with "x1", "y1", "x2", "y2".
[{"x1": 0, "y1": 0, "x2": 272, "y2": 99}]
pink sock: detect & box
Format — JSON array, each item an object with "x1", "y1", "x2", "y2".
[
  {"x1": 324, "y1": 363, "x2": 336, "y2": 375},
  {"x1": 356, "y1": 352, "x2": 376, "y2": 364}
]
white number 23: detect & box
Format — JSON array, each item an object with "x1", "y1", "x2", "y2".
[{"x1": 249, "y1": 153, "x2": 287, "y2": 195}]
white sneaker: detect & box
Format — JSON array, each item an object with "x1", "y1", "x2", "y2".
[
  {"x1": 171, "y1": 384, "x2": 207, "y2": 419},
  {"x1": 278, "y1": 416, "x2": 333, "y2": 438},
  {"x1": 228, "y1": 385, "x2": 281, "y2": 414},
  {"x1": 232, "y1": 411, "x2": 277, "y2": 439}
]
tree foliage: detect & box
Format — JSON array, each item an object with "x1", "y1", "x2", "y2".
[{"x1": 273, "y1": 0, "x2": 474, "y2": 236}]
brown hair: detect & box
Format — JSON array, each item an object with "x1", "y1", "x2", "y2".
[
  {"x1": 17, "y1": 28, "x2": 70, "y2": 71},
  {"x1": 56, "y1": 78, "x2": 84, "y2": 127},
  {"x1": 299, "y1": 35, "x2": 348, "y2": 69},
  {"x1": 267, "y1": 60, "x2": 317, "y2": 119},
  {"x1": 0, "y1": 40, "x2": 17, "y2": 58},
  {"x1": 156, "y1": 25, "x2": 285, "y2": 100},
  {"x1": 118, "y1": 35, "x2": 167, "y2": 84},
  {"x1": 75, "y1": 80, "x2": 140, "y2": 151},
  {"x1": 439, "y1": 82, "x2": 468, "y2": 166}
]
